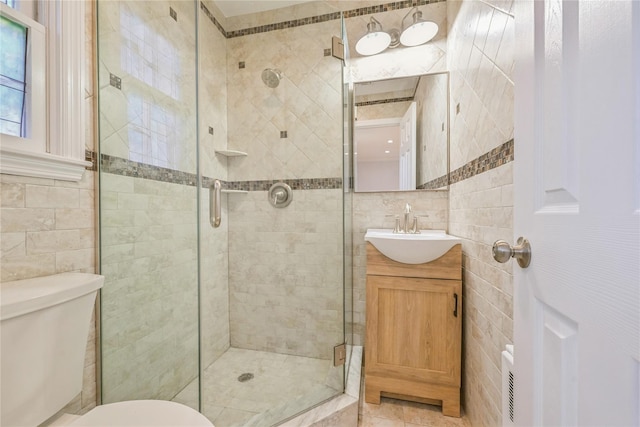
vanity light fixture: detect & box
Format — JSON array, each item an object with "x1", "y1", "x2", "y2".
[
  {"x1": 354, "y1": 8, "x2": 438, "y2": 56},
  {"x1": 400, "y1": 7, "x2": 439, "y2": 47},
  {"x1": 355, "y1": 16, "x2": 391, "y2": 56}
]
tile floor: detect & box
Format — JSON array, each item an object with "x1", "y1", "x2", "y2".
[
  {"x1": 358, "y1": 397, "x2": 471, "y2": 427},
  {"x1": 173, "y1": 347, "x2": 343, "y2": 426}
]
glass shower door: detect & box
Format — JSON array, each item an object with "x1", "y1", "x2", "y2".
[
  {"x1": 196, "y1": 1, "x2": 346, "y2": 425},
  {"x1": 97, "y1": 0, "x2": 200, "y2": 409},
  {"x1": 98, "y1": 0, "x2": 349, "y2": 424}
]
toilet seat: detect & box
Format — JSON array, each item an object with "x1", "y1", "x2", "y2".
[{"x1": 68, "y1": 400, "x2": 213, "y2": 426}]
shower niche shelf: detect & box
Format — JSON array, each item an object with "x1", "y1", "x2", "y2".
[{"x1": 215, "y1": 149, "x2": 247, "y2": 157}]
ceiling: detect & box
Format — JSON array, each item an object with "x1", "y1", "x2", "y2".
[
  {"x1": 355, "y1": 76, "x2": 420, "y2": 102},
  {"x1": 354, "y1": 123, "x2": 400, "y2": 162},
  {"x1": 214, "y1": 0, "x2": 316, "y2": 17}
]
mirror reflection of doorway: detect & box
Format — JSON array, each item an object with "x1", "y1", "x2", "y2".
[
  {"x1": 353, "y1": 72, "x2": 449, "y2": 192},
  {"x1": 354, "y1": 101, "x2": 416, "y2": 192}
]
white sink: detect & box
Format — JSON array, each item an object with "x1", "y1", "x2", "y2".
[{"x1": 364, "y1": 229, "x2": 461, "y2": 264}]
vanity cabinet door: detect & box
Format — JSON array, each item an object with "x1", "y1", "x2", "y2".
[{"x1": 365, "y1": 275, "x2": 462, "y2": 390}]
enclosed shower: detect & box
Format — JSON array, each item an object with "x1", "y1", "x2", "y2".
[{"x1": 97, "y1": 1, "x2": 352, "y2": 425}]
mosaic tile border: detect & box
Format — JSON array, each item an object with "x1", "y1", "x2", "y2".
[
  {"x1": 201, "y1": 0, "x2": 446, "y2": 39},
  {"x1": 200, "y1": 2, "x2": 227, "y2": 37},
  {"x1": 355, "y1": 97, "x2": 414, "y2": 107},
  {"x1": 226, "y1": 12, "x2": 342, "y2": 38},
  {"x1": 101, "y1": 154, "x2": 342, "y2": 191},
  {"x1": 449, "y1": 139, "x2": 514, "y2": 185},
  {"x1": 221, "y1": 177, "x2": 342, "y2": 191},
  {"x1": 342, "y1": 0, "x2": 446, "y2": 18},
  {"x1": 101, "y1": 154, "x2": 199, "y2": 186},
  {"x1": 416, "y1": 139, "x2": 514, "y2": 189},
  {"x1": 417, "y1": 174, "x2": 448, "y2": 190},
  {"x1": 99, "y1": 140, "x2": 512, "y2": 192}
]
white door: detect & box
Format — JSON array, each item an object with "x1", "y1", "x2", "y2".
[
  {"x1": 399, "y1": 102, "x2": 416, "y2": 190},
  {"x1": 513, "y1": 0, "x2": 639, "y2": 426}
]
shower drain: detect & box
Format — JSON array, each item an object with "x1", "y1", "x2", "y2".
[{"x1": 237, "y1": 373, "x2": 254, "y2": 382}]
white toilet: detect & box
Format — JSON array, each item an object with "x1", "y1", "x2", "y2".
[{"x1": 0, "y1": 273, "x2": 213, "y2": 427}]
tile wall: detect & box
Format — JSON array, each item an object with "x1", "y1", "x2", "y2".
[
  {"x1": 199, "y1": 0, "x2": 231, "y2": 371},
  {"x1": 415, "y1": 72, "x2": 449, "y2": 187},
  {"x1": 228, "y1": 189, "x2": 344, "y2": 359},
  {"x1": 98, "y1": 0, "x2": 200, "y2": 405},
  {"x1": 99, "y1": 174, "x2": 199, "y2": 404},
  {"x1": 0, "y1": 1, "x2": 98, "y2": 417},
  {"x1": 224, "y1": 11, "x2": 345, "y2": 360},
  {"x1": 225, "y1": 22, "x2": 343, "y2": 181},
  {"x1": 447, "y1": 0, "x2": 514, "y2": 425},
  {"x1": 97, "y1": 1, "x2": 198, "y2": 173}
]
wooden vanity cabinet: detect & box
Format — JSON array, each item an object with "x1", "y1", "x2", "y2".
[{"x1": 364, "y1": 243, "x2": 462, "y2": 417}]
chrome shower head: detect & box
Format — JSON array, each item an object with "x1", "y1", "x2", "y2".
[{"x1": 261, "y1": 68, "x2": 282, "y2": 88}]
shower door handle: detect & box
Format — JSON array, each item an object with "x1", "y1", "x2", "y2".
[{"x1": 210, "y1": 179, "x2": 222, "y2": 228}]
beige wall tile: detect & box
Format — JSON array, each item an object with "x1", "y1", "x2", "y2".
[
  {"x1": 27, "y1": 230, "x2": 83, "y2": 254},
  {"x1": 1, "y1": 253, "x2": 57, "y2": 282},
  {"x1": 1, "y1": 208, "x2": 55, "y2": 232},
  {"x1": 228, "y1": 189, "x2": 343, "y2": 359},
  {"x1": 1, "y1": 232, "x2": 26, "y2": 258},
  {"x1": 25, "y1": 185, "x2": 79, "y2": 209},
  {"x1": 55, "y1": 209, "x2": 94, "y2": 230},
  {"x1": 1, "y1": 182, "x2": 25, "y2": 207}
]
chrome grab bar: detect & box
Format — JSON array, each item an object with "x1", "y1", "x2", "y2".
[{"x1": 210, "y1": 179, "x2": 221, "y2": 228}]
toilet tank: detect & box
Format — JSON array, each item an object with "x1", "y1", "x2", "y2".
[{"x1": 0, "y1": 273, "x2": 104, "y2": 427}]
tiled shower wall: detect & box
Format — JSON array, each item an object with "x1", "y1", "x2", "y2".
[
  {"x1": 198, "y1": 0, "x2": 231, "y2": 371},
  {"x1": 224, "y1": 15, "x2": 345, "y2": 359},
  {"x1": 98, "y1": 0, "x2": 199, "y2": 404},
  {"x1": 228, "y1": 190, "x2": 344, "y2": 359},
  {"x1": 447, "y1": 0, "x2": 514, "y2": 425},
  {"x1": 0, "y1": 2, "x2": 98, "y2": 416}
]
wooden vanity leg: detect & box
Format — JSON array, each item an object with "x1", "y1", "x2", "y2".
[
  {"x1": 442, "y1": 396, "x2": 461, "y2": 417},
  {"x1": 364, "y1": 383, "x2": 381, "y2": 404}
]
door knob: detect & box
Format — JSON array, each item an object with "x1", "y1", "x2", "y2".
[{"x1": 492, "y1": 237, "x2": 532, "y2": 268}]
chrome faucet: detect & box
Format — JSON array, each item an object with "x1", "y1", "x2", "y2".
[
  {"x1": 403, "y1": 203, "x2": 412, "y2": 233},
  {"x1": 389, "y1": 203, "x2": 426, "y2": 234}
]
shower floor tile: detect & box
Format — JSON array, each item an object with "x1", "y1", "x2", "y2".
[{"x1": 173, "y1": 347, "x2": 341, "y2": 427}]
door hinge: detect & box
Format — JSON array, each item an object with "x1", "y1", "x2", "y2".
[
  {"x1": 332, "y1": 36, "x2": 344, "y2": 60},
  {"x1": 334, "y1": 343, "x2": 346, "y2": 366}
]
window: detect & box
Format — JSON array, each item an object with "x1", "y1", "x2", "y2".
[
  {"x1": 0, "y1": 1, "x2": 45, "y2": 153},
  {"x1": 0, "y1": 14, "x2": 27, "y2": 137},
  {"x1": 0, "y1": 0, "x2": 89, "y2": 181}
]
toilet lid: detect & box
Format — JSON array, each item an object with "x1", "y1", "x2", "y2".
[{"x1": 68, "y1": 400, "x2": 214, "y2": 427}]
